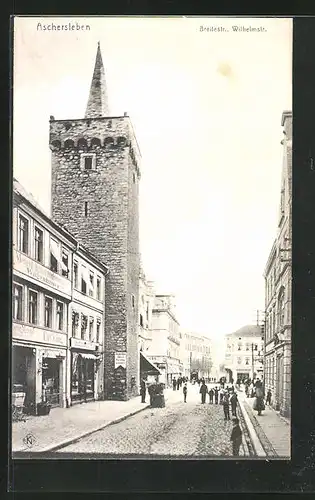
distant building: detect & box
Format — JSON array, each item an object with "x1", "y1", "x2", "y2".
[
  {"x1": 12, "y1": 179, "x2": 108, "y2": 412},
  {"x1": 224, "y1": 325, "x2": 264, "y2": 383},
  {"x1": 263, "y1": 111, "x2": 292, "y2": 418},
  {"x1": 147, "y1": 294, "x2": 182, "y2": 386},
  {"x1": 181, "y1": 332, "x2": 213, "y2": 380}
]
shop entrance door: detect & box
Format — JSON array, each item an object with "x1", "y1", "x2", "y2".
[
  {"x1": 42, "y1": 358, "x2": 61, "y2": 407},
  {"x1": 71, "y1": 353, "x2": 95, "y2": 403},
  {"x1": 12, "y1": 345, "x2": 35, "y2": 412}
]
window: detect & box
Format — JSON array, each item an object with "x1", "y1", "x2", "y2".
[
  {"x1": 96, "y1": 318, "x2": 101, "y2": 343},
  {"x1": 56, "y1": 302, "x2": 64, "y2": 331},
  {"x1": 89, "y1": 317, "x2": 94, "y2": 341},
  {"x1": 84, "y1": 202, "x2": 88, "y2": 217},
  {"x1": 28, "y1": 290, "x2": 38, "y2": 324},
  {"x1": 254, "y1": 344, "x2": 258, "y2": 351},
  {"x1": 62, "y1": 251, "x2": 69, "y2": 277},
  {"x1": 140, "y1": 314, "x2": 143, "y2": 327},
  {"x1": 81, "y1": 267, "x2": 87, "y2": 294},
  {"x1": 131, "y1": 295, "x2": 135, "y2": 308},
  {"x1": 13, "y1": 284, "x2": 23, "y2": 320},
  {"x1": 278, "y1": 288, "x2": 285, "y2": 328},
  {"x1": 81, "y1": 314, "x2": 88, "y2": 340},
  {"x1": 50, "y1": 238, "x2": 60, "y2": 273},
  {"x1": 96, "y1": 276, "x2": 101, "y2": 300},
  {"x1": 72, "y1": 311, "x2": 79, "y2": 337},
  {"x1": 73, "y1": 261, "x2": 78, "y2": 289},
  {"x1": 245, "y1": 357, "x2": 249, "y2": 365},
  {"x1": 89, "y1": 272, "x2": 94, "y2": 297},
  {"x1": 84, "y1": 156, "x2": 93, "y2": 170},
  {"x1": 237, "y1": 357, "x2": 241, "y2": 364},
  {"x1": 34, "y1": 227, "x2": 43, "y2": 263},
  {"x1": 18, "y1": 215, "x2": 29, "y2": 254},
  {"x1": 44, "y1": 296, "x2": 53, "y2": 328},
  {"x1": 237, "y1": 343, "x2": 242, "y2": 351},
  {"x1": 245, "y1": 343, "x2": 250, "y2": 351},
  {"x1": 146, "y1": 302, "x2": 149, "y2": 320}
]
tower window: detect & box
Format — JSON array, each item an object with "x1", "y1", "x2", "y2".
[
  {"x1": 133, "y1": 173, "x2": 136, "y2": 183},
  {"x1": 80, "y1": 153, "x2": 96, "y2": 170},
  {"x1": 85, "y1": 156, "x2": 93, "y2": 170},
  {"x1": 84, "y1": 202, "x2": 88, "y2": 217}
]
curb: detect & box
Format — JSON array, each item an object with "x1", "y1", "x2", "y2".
[
  {"x1": 238, "y1": 397, "x2": 266, "y2": 457},
  {"x1": 27, "y1": 404, "x2": 151, "y2": 453}
]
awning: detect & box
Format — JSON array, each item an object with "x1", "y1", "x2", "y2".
[
  {"x1": 140, "y1": 352, "x2": 161, "y2": 375},
  {"x1": 78, "y1": 352, "x2": 97, "y2": 360}
]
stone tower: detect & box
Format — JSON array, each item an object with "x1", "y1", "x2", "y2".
[{"x1": 50, "y1": 43, "x2": 141, "y2": 400}]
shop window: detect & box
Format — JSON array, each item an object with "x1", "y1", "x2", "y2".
[
  {"x1": 34, "y1": 226, "x2": 44, "y2": 263},
  {"x1": 44, "y1": 296, "x2": 53, "y2": 328},
  {"x1": 81, "y1": 314, "x2": 88, "y2": 340},
  {"x1": 62, "y1": 251, "x2": 69, "y2": 277},
  {"x1": 96, "y1": 276, "x2": 101, "y2": 300},
  {"x1": 42, "y1": 357, "x2": 61, "y2": 407},
  {"x1": 89, "y1": 272, "x2": 94, "y2": 297},
  {"x1": 56, "y1": 302, "x2": 64, "y2": 331},
  {"x1": 73, "y1": 261, "x2": 78, "y2": 289},
  {"x1": 89, "y1": 317, "x2": 94, "y2": 341},
  {"x1": 96, "y1": 318, "x2": 101, "y2": 343},
  {"x1": 13, "y1": 283, "x2": 23, "y2": 321},
  {"x1": 28, "y1": 290, "x2": 38, "y2": 324},
  {"x1": 49, "y1": 238, "x2": 60, "y2": 273},
  {"x1": 18, "y1": 214, "x2": 29, "y2": 254}
]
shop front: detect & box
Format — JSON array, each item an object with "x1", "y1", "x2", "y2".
[
  {"x1": 12, "y1": 344, "x2": 36, "y2": 413},
  {"x1": 71, "y1": 350, "x2": 98, "y2": 404},
  {"x1": 140, "y1": 352, "x2": 161, "y2": 384}
]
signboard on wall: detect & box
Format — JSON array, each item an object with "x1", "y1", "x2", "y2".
[{"x1": 115, "y1": 352, "x2": 127, "y2": 369}]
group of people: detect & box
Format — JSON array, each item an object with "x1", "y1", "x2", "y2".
[
  {"x1": 172, "y1": 376, "x2": 189, "y2": 391},
  {"x1": 243, "y1": 378, "x2": 271, "y2": 416}
]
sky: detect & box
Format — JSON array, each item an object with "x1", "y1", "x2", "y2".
[{"x1": 13, "y1": 17, "x2": 292, "y2": 345}]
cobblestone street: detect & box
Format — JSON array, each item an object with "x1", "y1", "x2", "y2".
[{"x1": 57, "y1": 384, "x2": 247, "y2": 457}]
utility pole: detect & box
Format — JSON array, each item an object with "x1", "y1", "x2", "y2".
[{"x1": 251, "y1": 343, "x2": 254, "y2": 380}]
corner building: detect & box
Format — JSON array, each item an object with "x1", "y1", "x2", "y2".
[{"x1": 50, "y1": 44, "x2": 141, "y2": 400}]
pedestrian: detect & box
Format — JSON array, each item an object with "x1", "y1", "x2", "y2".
[
  {"x1": 199, "y1": 381, "x2": 208, "y2": 404},
  {"x1": 183, "y1": 383, "x2": 188, "y2": 403},
  {"x1": 230, "y1": 417, "x2": 243, "y2": 456},
  {"x1": 253, "y1": 378, "x2": 265, "y2": 416},
  {"x1": 223, "y1": 392, "x2": 230, "y2": 420},
  {"x1": 172, "y1": 378, "x2": 177, "y2": 391},
  {"x1": 177, "y1": 377, "x2": 180, "y2": 390},
  {"x1": 208, "y1": 388, "x2": 214, "y2": 404},
  {"x1": 230, "y1": 391, "x2": 238, "y2": 417},
  {"x1": 140, "y1": 378, "x2": 146, "y2": 403},
  {"x1": 266, "y1": 389, "x2": 272, "y2": 406},
  {"x1": 219, "y1": 387, "x2": 225, "y2": 405},
  {"x1": 214, "y1": 386, "x2": 219, "y2": 404}
]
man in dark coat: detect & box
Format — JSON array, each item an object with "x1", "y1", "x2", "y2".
[
  {"x1": 199, "y1": 381, "x2": 208, "y2": 404},
  {"x1": 230, "y1": 391, "x2": 238, "y2": 417},
  {"x1": 172, "y1": 378, "x2": 177, "y2": 391},
  {"x1": 140, "y1": 378, "x2": 146, "y2": 403},
  {"x1": 223, "y1": 392, "x2": 230, "y2": 420},
  {"x1": 230, "y1": 417, "x2": 243, "y2": 456}
]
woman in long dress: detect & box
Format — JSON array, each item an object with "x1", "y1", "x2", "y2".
[{"x1": 253, "y1": 378, "x2": 265, "y2": 416}]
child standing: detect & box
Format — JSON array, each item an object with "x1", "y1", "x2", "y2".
[
  {"x1": 183, "y1": 383, "x2": 187, "y2": 403},
  {"x1": 230, "y1": 417, "x2": 243, "y2": 456},
  {"x1": 266, "y1": 389, "x2": 272, "y2": 405}
]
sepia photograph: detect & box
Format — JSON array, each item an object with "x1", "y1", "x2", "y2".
[{"x1": 11, "y1": 16, "x2": 292, "y2": 459}]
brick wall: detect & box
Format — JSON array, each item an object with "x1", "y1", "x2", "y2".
[{"x1": 50, "y1": 115, "x2": 140, "y2": 400}]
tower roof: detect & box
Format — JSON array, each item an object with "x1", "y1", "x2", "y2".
[{"x1": 85, "y1": 42, "x2": 110, "y2": 118}]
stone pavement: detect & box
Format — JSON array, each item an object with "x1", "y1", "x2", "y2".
[{"x1": 237, "y1": 389, "x2": 291, "y2": 458}]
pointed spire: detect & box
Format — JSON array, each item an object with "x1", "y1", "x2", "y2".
[{"x1": 85, "y1": 43, "x2": 110, "y2": 118}]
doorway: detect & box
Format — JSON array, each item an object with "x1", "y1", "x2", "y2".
[
  {"x1": 42, "y1": 357, "x2": 62, "y2": 407},
  {"x1": 71, "y1": 352, "x2": 95, "y2": 403}
]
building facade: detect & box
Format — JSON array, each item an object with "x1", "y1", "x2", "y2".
[
  {"x1": 263, "y1": 111, "x2": 292, "y2": 418},
  {"x1": 49, "y1": 44, "x2": 141, "y2": 400},
  {"x1": 224, "y1": 325, "x2": 264, "y2": 383},
  {"x1": 147, "y1": 294, "x2": 182, "y2": 386},
  {"x1": 12, "y1": 179, "x2": 107, "y2": 411},
  {"x1": 181, "y1": 332, "x2": 213, "y2": 380}
]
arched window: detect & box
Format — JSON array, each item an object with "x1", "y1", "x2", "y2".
[
  {"x1": 51, "y1": 140, "x2": 61, "y2": 149},
  {"x1": 104, "y1": 137, "x2": 114, "y2": 147},
  {"x1": 77, "y1": 138, "x2": 88, "y2": 149},
  {"x1": 278, "y1": 288, "x2": 285, "y2": 328},
  {"x1": 90, "y1": 138, "x2": 101, "y2": 148},
  {"x1": 64, "y1": 139, "x2": 74, "y2": 149}
]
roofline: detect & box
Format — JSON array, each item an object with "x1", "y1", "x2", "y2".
[
  {"x1": 281, "y1": 110, "x2": 292, "y2": 126},
  {"x1": 264, "y1": 240, "x2": 277, "y2": 277},
  {"x1": 14, "y1": 181, "x2": 109, "y2": 274}
]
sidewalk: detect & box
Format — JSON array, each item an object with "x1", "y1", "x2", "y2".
[{"x1": 237, "y1": 390, "x2": 291, "y2": 458}]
